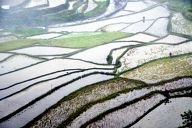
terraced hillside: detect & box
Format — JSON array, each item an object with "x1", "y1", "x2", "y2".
[{"x1": 0, "y1": 0, "x2": 192, "y2": 128}]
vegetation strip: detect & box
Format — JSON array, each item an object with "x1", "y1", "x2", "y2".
[
  {"x1": 116, "y1": 41, "x2": 192, "y2": 74},
  {"x1": 0, "y1": 32, "x2": 128, "y2": 52},
  {"x1": 117, "y1": 52, "x2": 192, "y2": 76},
  {"x1": 120, "y1": 53, "x2": 192, "y2": 83},
  {"x1": 112, "y1": 40, "x2": 191, "y2": 69},
  {"x1": 6, "y1": 27, "x2": 48, "y2": 37}
]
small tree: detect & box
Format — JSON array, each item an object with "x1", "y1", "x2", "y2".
[
  {"x1": 106, "y1": 55, "x2": 113, "y2": 65},
  {"x1": 180, "y1": 110, "x2": 192, "y2": 127}
]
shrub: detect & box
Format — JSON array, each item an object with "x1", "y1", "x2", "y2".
[
  {"x1": 183, "y1": 9, "x2": 192, "y2": 21},
  {"x1": 106, "y1": 55, "x2": 113, "y2": 64}
]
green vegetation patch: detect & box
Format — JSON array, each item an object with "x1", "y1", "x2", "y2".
[
  {"x1": 168, "y1": 0, "x2": 191, "y2": 11},
  {"x1": 0, "y1": 32, "x2": 129, "y2": 52},
  {"x1": 6, "y1": 27, "x2": 47, "y2": 37},
  {"x1": 45, "y1": 0, "x2": 110, "y2": 22},
  {"x1": 121, "y1": 53, "x2": 192, "y2": 83},
  {"x1": 51, "y1": 32, "x2": 129, "y2": 48},
  {"x1": 169, "y1": 0, "x2": 192, "y2": 21},
  {"x1": 156, "y1": 0, "x2": 192, "y2": 21},
  {"x1": 171, "y1": 13, "x2": 192, "y2": 36},
  {"x1": 56, "y1": 32, "x2": 103, "y2": 39},
  {"x1": 0, "y1": 0, "x2": 109, "y2": 27},
  {"x1": 28, "y1": 78, "x2": 146, "y2": 128},
  {"x1": 0, "y1": 39, "x2": 43, "y2": 52}
]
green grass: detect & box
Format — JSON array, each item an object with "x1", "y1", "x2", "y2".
[
  {"x1": 168, "y1": 0, "x2": 191, "y2": 11},
  {"x1": 6, "y1": 27, "x2": 47, "y2": 37},
  {"x1": 56, "y1": 32, "x2": 103, "y2": 39},
  {"x1": 0, "y1": 39, "x2": 43, "y2": 52},
  {"x1": 45, "y1": 0, "x2": 109, "y2": 19},
  {"x1": 121, "y1": 53, "x2": 192, "y2": 83},
  {"x1": 0, "y1": 32, "x2": 129, "y2": 52},
  {"x1": 43, "y1": 0, "x2": 109, "y2": 23},
  {"x1": 51, "y1": 32, "x2": 129, "y2": 48},
  {"x1": 0, "y1": 0, "x2": 109, "y2": 27},
  {"x1": 183, "y1": 9, "x2": 192, "y2": 21},
  {"x1": 155, "y1": 0, "x2": 192, "y2": 20},
  {"x1": 171, "y1": 13, "x2": 192, "y2": 36},
  {"x1": 166, "y1": 0, "x2": 192, "y2": 20}
]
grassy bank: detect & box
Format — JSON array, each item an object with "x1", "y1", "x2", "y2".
[
  {"x1": 157, "y1": 0, "x2": 192, "y2": 21},
  {"x1": 121, "y1": 53, "x2": 192, "y2": 83},
  {"x1": 171, "y1": 13, "x2": 192, "y2": 36},
  {"x1": 0, "y1": 32, "x2": 129, "y2": 52},
  {"x1": 6, "y1": 27, "x2": 47, "y2": 37}
]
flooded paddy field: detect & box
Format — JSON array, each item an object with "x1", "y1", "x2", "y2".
[{"x1": 0, "y1": 0, "x2": 192, "y2": 127}]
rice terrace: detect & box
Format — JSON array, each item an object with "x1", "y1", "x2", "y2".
[{"x1": 0, "y1": 0, "x2": 192, "y2": 127}]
